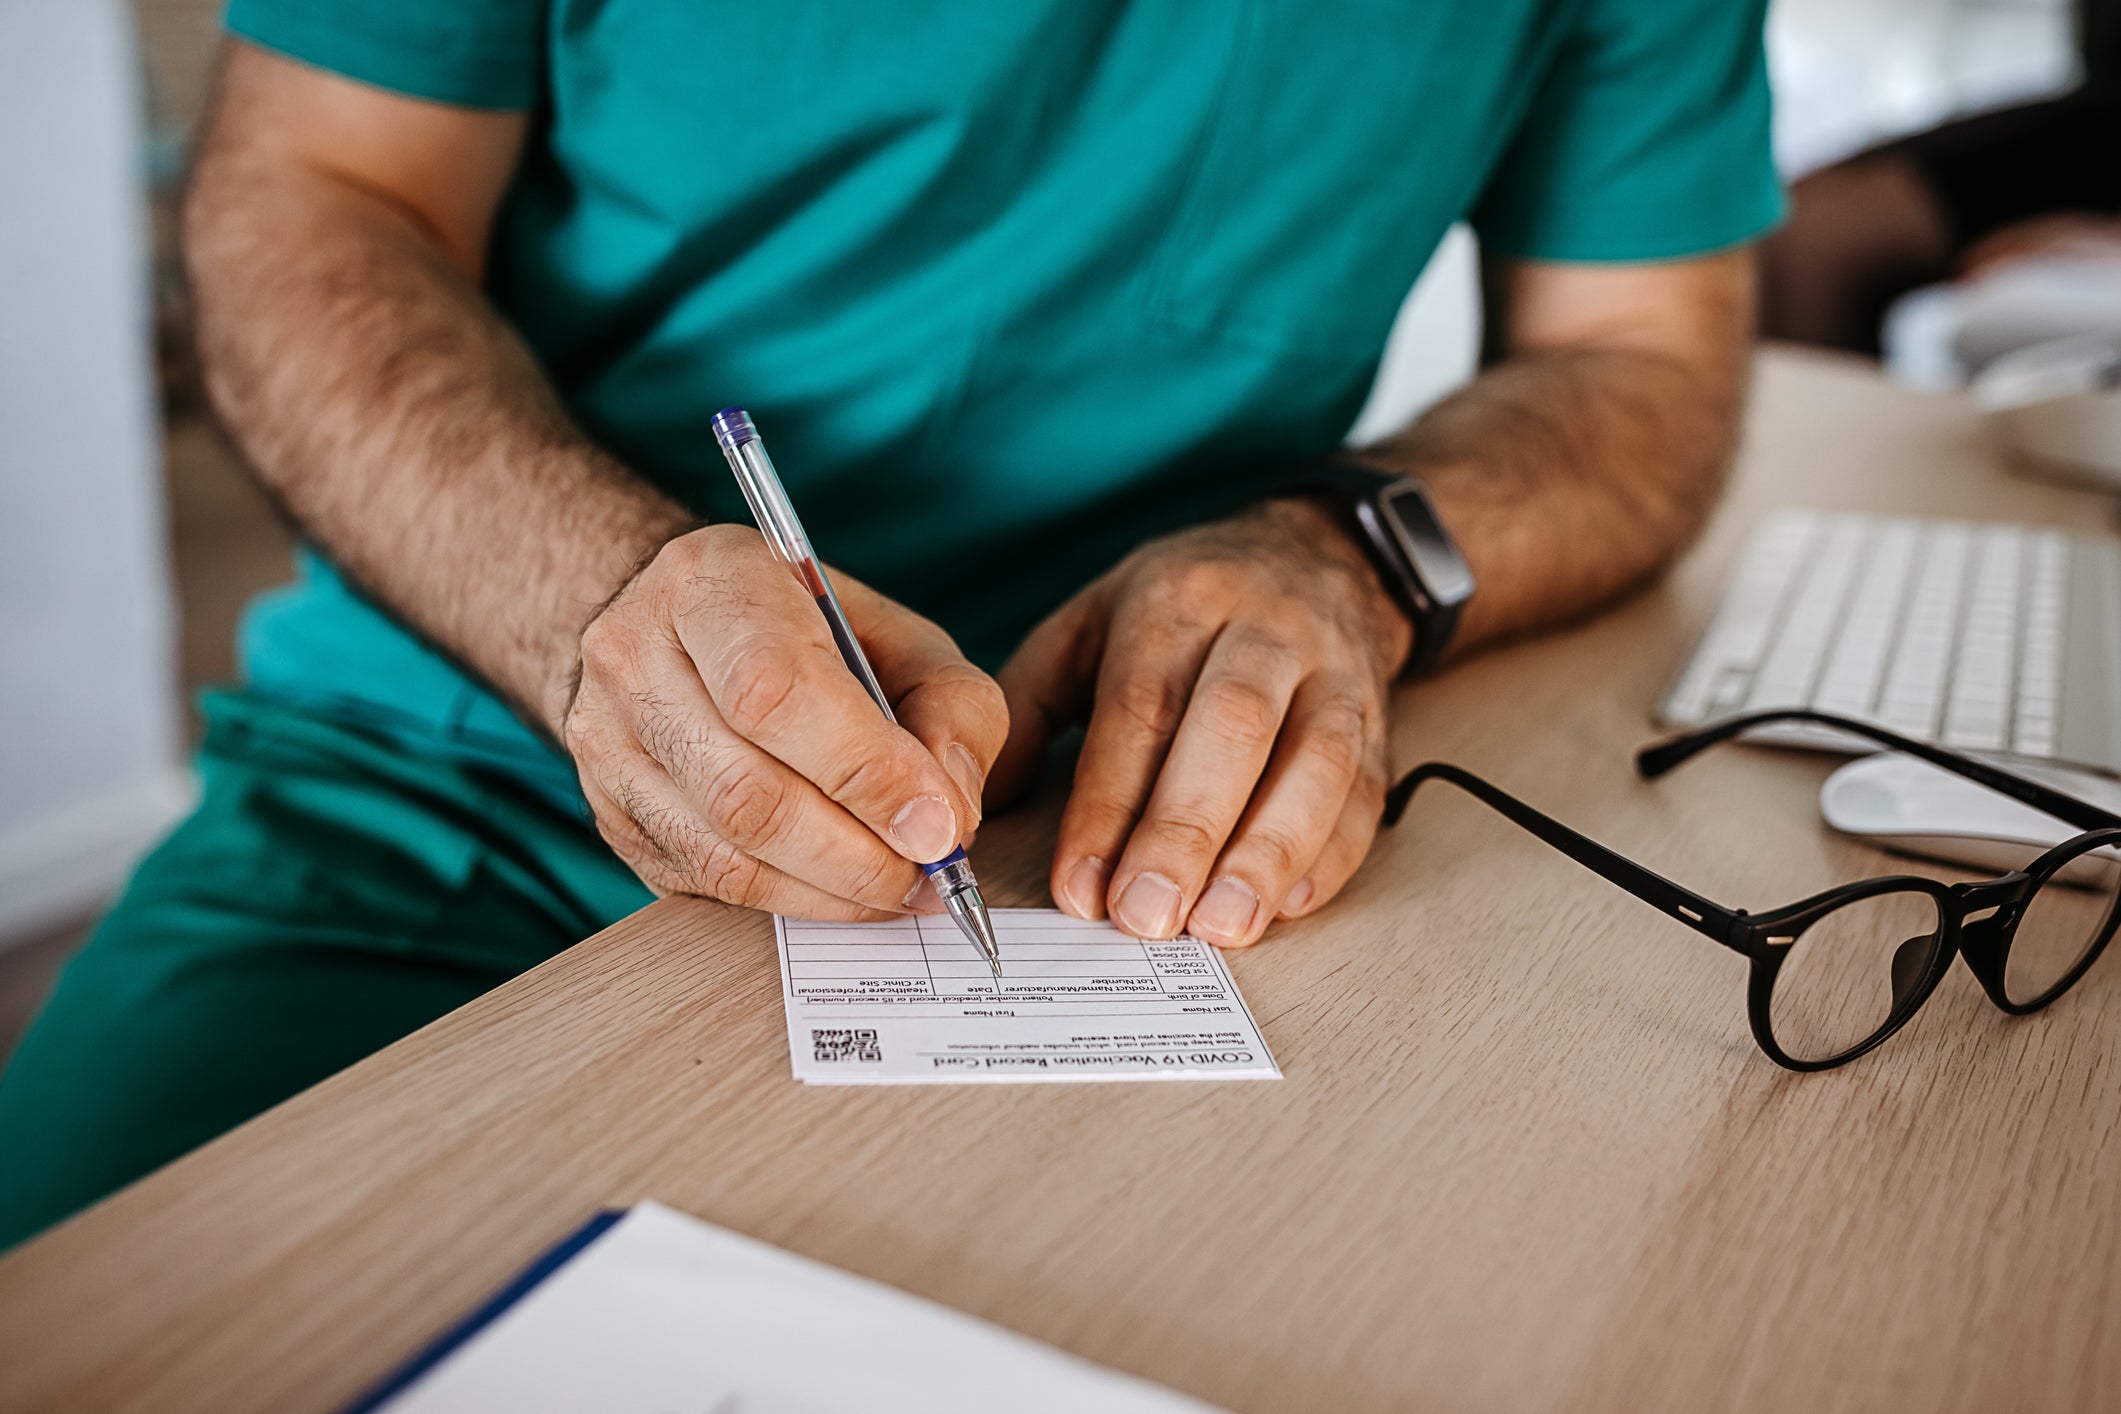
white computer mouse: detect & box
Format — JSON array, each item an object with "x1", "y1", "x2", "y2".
[
  {"x1": 1973, "y1": 329, "x2": 2121, "y2": 491},
  {"x1": 1820, "y1": 751, "x2": 2121, "y2": 880}
]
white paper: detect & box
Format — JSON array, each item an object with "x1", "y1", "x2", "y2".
[
  {"x1": 370, "y1": 1202, "x2": 1225, "y2": 1413},
  {"x1": 775, "y1": 908, "x2": 1280, "y2": 1084}
]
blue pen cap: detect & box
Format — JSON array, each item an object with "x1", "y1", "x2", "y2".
[{"x1": 711, "y1": 406, "x2": 758, "y2": 452}]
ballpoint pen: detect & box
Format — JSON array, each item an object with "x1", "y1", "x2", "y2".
[{"x1": 711, "y1": 406, "x2": 1004, "y2": 982}]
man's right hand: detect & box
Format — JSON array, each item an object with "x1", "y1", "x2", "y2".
[
  {"x1": 562, "y1": 525, "x2": 1008, "y2": 920},
  {"x1": 186, "y1": 48, "x2": 1005, "y2": 922}
]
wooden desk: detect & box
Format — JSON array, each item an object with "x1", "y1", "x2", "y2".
[{"x1": 3, "y1": 349, "x2": 2117, "y2": 1414}]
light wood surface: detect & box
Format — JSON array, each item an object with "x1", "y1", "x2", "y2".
[{"x1": 4, "y1": 349, "x2": 2118, "y2": 1414}]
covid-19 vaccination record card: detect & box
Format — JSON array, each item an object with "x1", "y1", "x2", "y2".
[{"x1": 773, "y1": 908, "x2": 1281, "y2": 1084}]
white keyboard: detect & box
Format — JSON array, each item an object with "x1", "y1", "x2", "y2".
[{"x1": 1660, "y1": 510, "x2": 2117, "y2": 766}]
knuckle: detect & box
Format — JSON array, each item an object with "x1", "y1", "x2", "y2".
[
  {"x1": 603, "y1": 766, "x2": 723, "y2": 892},
  {"x1": 700, "y1": 757, "x2": 793, "y2": 850},
  {"x1": 686, "y1": 555, "x2": 774, "y2": 623},
  {"x1": 1304, "y1": 703, "x2": 1370, "y2": 779},
  {"x1": 911, "y1": 664, "x2": 1010, "y2": 737},
  {"x1": 630, "y1": 688, "x2": 713, "y2": 765},
  {"x1": 821, "y1": 746, "x2": 920, "y2": 815},
  {"x1": 588, "y1": 799, "x2": 651, "y2": 865},
  {"x1": 1166, "y1": 558, "x2": 1238, "y2": 603},
  {"x1": 1144, "y1": 807, "x2": 1226, "y2": 862},
  {"x1": 695, "y1": 522, "x2": 763, "y2": 558},
  {"x1": 1110, "y1": 674, "x2": 1189, "y2": 739},
  {"x1": 1260, "y1": 596, "x2": 1317, "y2": 642},
  {"x1": 659, "y1": 525, "x2": 756, "y2": 594},
  {"x1": 608, "y1": 797, "x2": 710, "y2": 896},
  {"x1": 1240, "y1": 821, "x2": 1311, "y2": 880},
  {"x1": 605, "y1": 766, "x2": 661, "y2": 833},
  {"x1": 1214, "y1": 627, "x2": 1304, "y2": 688},
  {"x1": 626, "y1": 547, "x2": 677, "y2": 599},
  {"x1": 947, "y1": 666, "x2": 1011, "y2": 723},
  {"x1": 1196, "y1": 675, "x2": 1284, "y2": 743},
  {"x1": 712, "y1": 634, "x2": 803, "y2": 739},
  {"x1": 1061, "y1": 790, "x2": 1146, "y2": 852},
  {"x1": 695, "y1": 834, "x2": 765, "y2": 906},
  {"x1": 843, "y1": 848, "x2": 912, "y2": 909}
]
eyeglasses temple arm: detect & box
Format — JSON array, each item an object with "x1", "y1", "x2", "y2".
[
  {"x1": 1382, "y1": 762, "x2": 1746, "y2": 951},
  {"x1": 1635, "y1": 709, "x2": 2120, "y2": 834}
]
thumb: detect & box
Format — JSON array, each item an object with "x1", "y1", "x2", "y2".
[{"x1": 990, "y1": 587, "x2": 1106, "y2": 809}]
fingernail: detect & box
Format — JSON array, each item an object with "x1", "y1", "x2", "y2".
[
  {"x1": 903, "y1": 875, "x2": 941, "y2": 913},
  {"x1": 1191, "y1": 876, "x2": 1260, "y2": 944},
  {"x1": 1114, "y1": 872, "x2": 1183, "y2": 939},
  {"x1": 1062, "y1": 856, "x2": 1108, "y2": 918},
  {"x1": 945, "y1": 743, "x2": 985, "y2": 826},
  {"x1": 889, "y1": 794, "x2": 957, "y2": 863},
  {"x1": 1283, "y1": 877, "x2": 1315, "y2": 915}
]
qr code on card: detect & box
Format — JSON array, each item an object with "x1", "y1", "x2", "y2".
[{"x1": 812, "y1": 1028, "x2": 883, "y2": 1064}]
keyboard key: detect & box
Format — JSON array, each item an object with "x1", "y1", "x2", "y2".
[
  {"x1": 1747, "y1": 519, "x2": 1865, "y2": 710},
  {"x1": 1663, "y1": 512, "x2": 2090, "y2": 761},
  {"x1": 1942, "y1": 703, "x2": 2005, "y2": 748},
  {"x1": 1880, "y1": 702, "x2": 1940, "y2": 736},
  {"x1": 1708, "y1": 668, "x2": 1752, "y2": 713},
  {"x1": 1808, "y1": 522, "x2": 1917, "y2": 719}
]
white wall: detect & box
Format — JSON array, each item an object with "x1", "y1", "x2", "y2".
[
  {"x1": 1769, "y1": 0, "x2": 2079, "y2": 175},
  {"x1": 0, "y1": 0, "x2": 191, "y2": 941},
  {"x1": 1345, "y1": 225, "x2": 1482, "y2": 449}
]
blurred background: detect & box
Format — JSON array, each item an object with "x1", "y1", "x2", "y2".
[{"x1": 0, "y1": 0, "x2": 2109, "y2": 1052}]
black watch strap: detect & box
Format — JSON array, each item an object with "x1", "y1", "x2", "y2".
[{"x1": 1295, "y1": 460, "x2": 1475, "y2": 678}]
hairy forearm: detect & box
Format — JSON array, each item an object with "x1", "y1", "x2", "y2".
[
  {"x1": 1356, "y1": 339, "x2": 1747, "y2": 656},
  {"x1": 185, "y1": 153, "x2": 693, "y2": 737}
]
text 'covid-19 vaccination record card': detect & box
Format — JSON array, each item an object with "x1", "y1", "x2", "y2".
[{"x1": 773, "y1": 908, "x2": 1281, "y2": 1085}]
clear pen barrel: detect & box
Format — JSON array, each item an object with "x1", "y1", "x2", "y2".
[
  {"x1": 712, "y1": 405, "x2": 896, "y2": 721},
  {"x1": 711, "y1": 408, "x2": 815, "y2": 568}
]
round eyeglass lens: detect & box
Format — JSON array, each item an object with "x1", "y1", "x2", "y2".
[
  {"x1": 1769, "y1": 887, "x2": 1943, "y2": 1063},
  {"x1": 2004, "y1": 837, "x2": 2121, "y2": 1007}
]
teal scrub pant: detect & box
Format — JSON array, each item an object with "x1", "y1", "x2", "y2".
[{"x1": 0, "y1": 691, "x2": 650, "y2": 1252}]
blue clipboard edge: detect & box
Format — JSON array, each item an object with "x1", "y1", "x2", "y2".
[{"x1": 337, "y1": 1208, "x2": 628, "y2": 1413}]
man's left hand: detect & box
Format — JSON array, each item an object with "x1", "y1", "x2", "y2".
[{"x1": 990, "y1": 496, "x2": 1412, "y2": 947}]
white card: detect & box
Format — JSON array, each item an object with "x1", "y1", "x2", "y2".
[
  {"x1": 774, "y1": 908, "x2": 1281, "y2": 1084},
  {"x1": 365, "y1": 1202, "x2": 1227, "y2": 1413}
]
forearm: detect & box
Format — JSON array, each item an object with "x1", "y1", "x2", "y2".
[
  {"x1": 1349, "y1": 254, "x2": 1753, "y2": 658},
  {"x1": 185, "y1": 151, "x2": 692, "y2": 737},
  {"x1": 1364, "y1": 347, "x2": 1743, "y2": 653}
]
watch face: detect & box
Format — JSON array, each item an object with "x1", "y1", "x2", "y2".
[{"x1": 1376, "y1": 483, "x2": 1475, "y2": 605}]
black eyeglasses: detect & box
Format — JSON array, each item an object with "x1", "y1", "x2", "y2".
[{"x1": 1384, "y1": 709, "x2": 2121, "y2": 1071}]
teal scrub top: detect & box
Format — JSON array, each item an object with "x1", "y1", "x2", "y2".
[{"x1": 223, "y1": 0, "x2": 1783, "y2": 810}]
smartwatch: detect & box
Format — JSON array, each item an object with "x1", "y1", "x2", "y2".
[{"x1": 1297, "y1": 460, "x2": 1475, "y2": 677}]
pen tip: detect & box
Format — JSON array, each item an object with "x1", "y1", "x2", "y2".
[{"x1": 945, "y1": 884, "x2": 1002, "y2": 983}]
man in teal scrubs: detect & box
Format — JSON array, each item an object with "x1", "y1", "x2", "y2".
[{"x1": 0, "y1": 1, "x2": 1780, "y2": 1247}]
